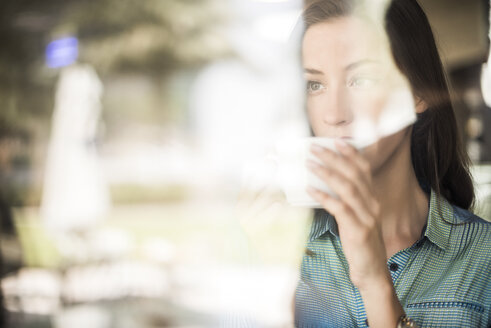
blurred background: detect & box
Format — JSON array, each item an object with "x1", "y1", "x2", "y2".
[{"x1": 0, "y1": 0, "x2": 489, "y2": 327}]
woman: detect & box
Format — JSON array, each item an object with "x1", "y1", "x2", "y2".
[{"x1": 295, "y1": 0, "x2": 491, "y2": 327}]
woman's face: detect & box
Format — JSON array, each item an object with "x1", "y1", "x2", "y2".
[{"x1": 302, "y1": 16, "x2": 413, "y2": 174}]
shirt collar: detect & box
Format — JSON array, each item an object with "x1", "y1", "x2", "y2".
[
  {"x1": 309, "y1": 209, "x2": 337, "y2": 241},
  {"x1": 309, "y1": 189, "x2": 454, "y2": 251},
  {"x1": 424, "y1": 189, "x2": 454, "y2": 251}
]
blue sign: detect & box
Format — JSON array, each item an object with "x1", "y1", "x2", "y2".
[{"x1": 46, "y1": 37, "x2": 78, "y2": 68}]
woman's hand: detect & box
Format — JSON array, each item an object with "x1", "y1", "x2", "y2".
[
  {"x1": 305, "y1": 140, "x2": 389, "y2": 291},
  {"x1": 306, "y1": 141, "x2": 407, "y2": 327}
]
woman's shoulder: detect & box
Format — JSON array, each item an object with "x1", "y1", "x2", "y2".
[
  {"x1": 446, "y1": 202, "x2": 491, "y2": 255},
  {"x1": 429, "y1": 191, "x2": 490, "y2": 256},
  {"x1": 451, "y1": 204, "x2": 491, "y2": 228},
  {"x1": 430, "y1": 189, "x2": 489, "y2": 226}
]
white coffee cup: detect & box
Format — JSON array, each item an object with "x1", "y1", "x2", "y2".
[{"x1": 275, "y1": 137, "x2": 372, "y2": 208}]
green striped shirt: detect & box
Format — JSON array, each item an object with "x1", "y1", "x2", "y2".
[{"x1": 295, "y1": 190, "x2": 491, "y2": 327}]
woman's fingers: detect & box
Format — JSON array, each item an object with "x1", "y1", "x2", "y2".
[
  {"x1": 306, "y1": 186, "x2": 359, "y2": 227},
  {"x1": 334, "y1": 140, "x2": 372, "y2": 178},
  {"x1": 311, "y1": 144, "x2": 371, "y2": 190},
  {"x1": 307, "y1": 142, "x2": 380, "y2": 219},
  {"x1": 306, "y1": 160, "x2": 373, "y2": 224},
  {"x1": 310, "y1": 146, "x2": 374, "y2": 207}
]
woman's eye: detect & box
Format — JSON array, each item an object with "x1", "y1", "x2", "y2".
[
  {"x1": 348, "y1": 77, "x2": 378, "y2": 88},
  {"x1": 307, "y1": 81, "x2": 325, "y2": 94}
]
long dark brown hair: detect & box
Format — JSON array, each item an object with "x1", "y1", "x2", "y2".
[{"x1": 303, "y1": 0, "x2": 475, "y2": 210}]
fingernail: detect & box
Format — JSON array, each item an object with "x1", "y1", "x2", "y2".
[
  {"x1": 335, "y1": 139, "x2": 348, "y2": 149},
  {"x1": 306, "y1": 160, "x2": 319, "y2": 169},
  {"x1": 310, "y1": 144, "x2": 324, "y2": 153},
  {"x1": 306, "y1": 186, "x2": 317, "y2": 193}
]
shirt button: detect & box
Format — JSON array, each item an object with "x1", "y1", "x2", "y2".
[{"x1": 389, "y1": 262, "x2": 399, "y2": 272}]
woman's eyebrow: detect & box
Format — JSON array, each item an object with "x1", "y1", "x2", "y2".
[
  {"x1": 304, "y1": 60, "x2": 379, "y2": 75},
  {"x1": 344, "y1": 59, "x2": 379, "y2": 71},
  {"x1": 304, "y1": 68, "x2": 323, "y2": 74}
]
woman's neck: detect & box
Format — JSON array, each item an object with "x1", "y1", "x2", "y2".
[{"x1": 372, "y1": 131, "x2": 429, "y2": 258}]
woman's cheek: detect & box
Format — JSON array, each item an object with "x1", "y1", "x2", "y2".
[
  {"x1": 349, "y1": 87, "x2": 388, "y2": 125},
  {"x1": 307, "y1": 101, "x2": 324, "y2": 134}
]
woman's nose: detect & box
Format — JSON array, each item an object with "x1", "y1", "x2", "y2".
[{"x1": 322, "y1": 88, "x2": 353, "y2": 126}]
